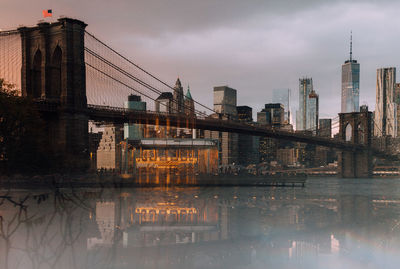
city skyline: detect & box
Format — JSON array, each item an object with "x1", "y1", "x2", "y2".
[{"x1": 1, "y1": 0, "x2": 400, "y2": 121}]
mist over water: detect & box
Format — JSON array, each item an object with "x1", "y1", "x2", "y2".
[{"x1": 0, "y1": 177, "x2": 399, "y2": 269}]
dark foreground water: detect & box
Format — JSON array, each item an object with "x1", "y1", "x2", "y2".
[{"x1": 0, "y1": 177, "x2": 400, "y2": 269}]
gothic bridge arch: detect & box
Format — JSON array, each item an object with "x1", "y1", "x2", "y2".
[{"x1": 339, "y1": 110, "x2": 372, "y2": 178}]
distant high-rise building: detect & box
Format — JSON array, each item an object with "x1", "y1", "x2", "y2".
[
  {"x1": 395, "y1": 83, "x2": 400, "y2": 137},
  {"x1": 296, "y1": 78, "x2": 318, "y2": 132},
  {"x1": 172, "y1": 78, "x2": 184, "y2": 113},
  {"x1": 308, "y1": 89, "x2": 319, "y2": 134},
  {"x1": 375, "y1": 67, "x2": 397, "y2": 137},
  {"x1": 257, "y1": 103, "x2": 285, "y2": 126},
  {"x1": 319, "y1": 119, "x2": 332, "y2": 137},
  {"x1": 213, "y1": 86, "x2": 237, "y2": 116},
  {"x1": 341, "y1": 33, "x2": 360, "y2": 113},
  {"x1": 236, "y1": 105, "x2": 259, "y2": 165},
  {"x1": 205, "y1": 86, "x2": 238, "y2": 165},
  {"x1": 124, "y1": 95, "x2": 146, "y2": 140},
  {"x1": 272, "y1": 89, "x2": 291, "y2": 124},
  {"x1": 237, "y1": 106, "x2": 253, "y2": 122},
  {"x1": 184, "y1": 86, "x2": 195, "y2": 117},
  {"x1": 155, "y1": 92, "x2": 173, "y2": 113}
]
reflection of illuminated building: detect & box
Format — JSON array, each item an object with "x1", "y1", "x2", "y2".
[
  {"x1": 134, "y1": 204, "x2": 198, "y2": 225},
  {"x1": 127, "y1": 199, "x2": 223, "y2": 246}
]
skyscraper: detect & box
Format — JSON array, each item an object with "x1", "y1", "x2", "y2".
[
  {"x1": 341, "y1": 33, "x2": 360, "y2": 113},
  {"x1": 374, "y1": 67, "x2": 397, "y2": 137},
  {"x1": 272, "y1": 89, "x2": 291, "y2": 124},
  {"x1": 204, "y1": 86, "x2": 238, "y2": 165},
  {"x1": 319, "y1": 119, "x2": 332, "y2": 138},
  {"x1": 124, "y1": 95, "x2": 146, "y2": 140},
  {"x1": 236, "y1": 106, "x2": 259, "y2": 165},
  {"x1": 237, "y1": 106, "x2": 253, "y2": 122},
  {"x1": 297, "y1": 78, "x2": 318, "y2": 132},
  {"x1": 172, "y1": 78, "x2": 184, "y2": 113},
  {"x1": 184, "y1": 86, "x2": 195, "y2": 117},
  {"x1": 308, "y1": 89, "x2": 319, "y2": 134},
  {"x1": 257, "y1": 103, "x2": 285, "y2": 126},
  {"x1": 213, "y1": 86, "x2": 237, "y2": 116}
]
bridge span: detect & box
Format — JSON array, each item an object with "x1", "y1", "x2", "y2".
[{"x1": 34, "y1": 101, "x2": 391, "y2": 156}]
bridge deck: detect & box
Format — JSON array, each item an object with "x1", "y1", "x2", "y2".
[{"x1": 34, "y1": 101, "x2": 396, "y2": 156}]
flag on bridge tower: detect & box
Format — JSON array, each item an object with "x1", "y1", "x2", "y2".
[{"x1": 42, "y1": 9, "x2": 52, "y2": 18}]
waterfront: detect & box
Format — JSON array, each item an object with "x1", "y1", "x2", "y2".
[{"x1": 0, "y1": 176, "x2": 400, "y2": 269}]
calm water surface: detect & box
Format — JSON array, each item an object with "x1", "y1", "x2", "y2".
[{"x1": 1, "y1": 177, "x2": 400, "y2": 269}]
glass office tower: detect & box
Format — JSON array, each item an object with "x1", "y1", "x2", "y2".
[
  {"x1": 296, "y1": 78, "x2": 312, "y2": 131},
  {"x1": 341, "y1": 34, "x2": 360, "y2": 113}
]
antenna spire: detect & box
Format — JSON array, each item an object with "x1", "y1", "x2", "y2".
[{"x1": 350, "y1": 31, "x2": 353, "y2": 61}]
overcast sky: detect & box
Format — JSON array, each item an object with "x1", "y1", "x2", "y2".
[{"x1": 1, "y1": 0, "x2": 400, "y2": 119}]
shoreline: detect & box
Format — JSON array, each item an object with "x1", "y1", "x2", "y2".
[{"x1": 0, "y1": 173, "x2": 307, "y2": 189}]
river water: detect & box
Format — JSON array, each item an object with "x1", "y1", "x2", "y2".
[{"x1": 0, "y1": 177, "x2": 400, "y2": 269}]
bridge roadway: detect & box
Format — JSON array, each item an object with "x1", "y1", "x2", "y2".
[
  {"x1": 85, "y1": 105, "x2": 372, "y2": 151},
  {"x1": 35, "y1": 101, "x2": 394, "y2": 156}
]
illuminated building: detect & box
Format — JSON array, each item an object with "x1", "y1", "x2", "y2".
[
  {"x1": 120, "y1": 81, "x2": 219, "y2": 174},
  {"x1": 130, "y1": 138, "x2": 219, "y2": 174}
]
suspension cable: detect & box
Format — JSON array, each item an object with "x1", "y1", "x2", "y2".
[
  {"x1": 84, "y1": 30, "x2": 216, "y2": 114},
  {"x1": 85, "y1": 47, "x2": 207, "y2": 117}
]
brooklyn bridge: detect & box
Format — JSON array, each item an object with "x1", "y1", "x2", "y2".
[{"x1": 0, "y1": 18, "x2": 394, "y2": 177}]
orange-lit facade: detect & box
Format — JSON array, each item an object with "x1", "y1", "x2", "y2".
[{"x1": 121, "y1": 138, "x2": 219, "y2": 174}]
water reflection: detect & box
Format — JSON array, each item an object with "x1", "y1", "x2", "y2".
[{"x1": 1, "y1": 178, "x2": 400, "y2": 269}]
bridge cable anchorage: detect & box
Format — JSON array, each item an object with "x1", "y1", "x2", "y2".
[
  {"x1": 84, "y1": 30, "x2": 216, "y2": 115},
  {"x1": 84, "y1": 47, "x2": 206, "y2": 117}
]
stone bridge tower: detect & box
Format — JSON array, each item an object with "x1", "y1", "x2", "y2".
[
  {"x1": 338, "y1": 108, "x2": 373, "y2": 178},
  {"x1": 18, "y1": 18, "x2": 88, "y2": 169}
]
